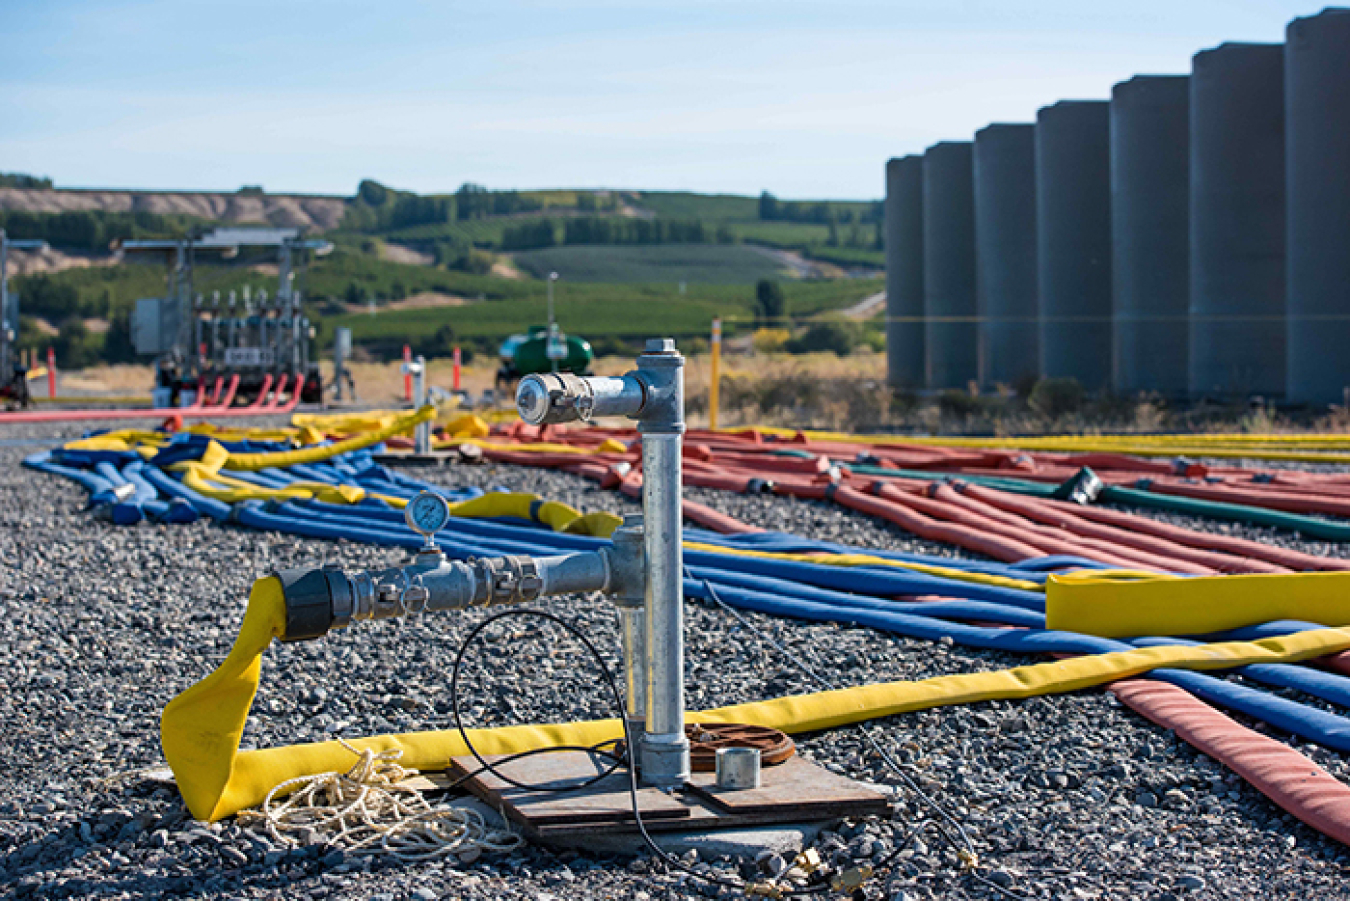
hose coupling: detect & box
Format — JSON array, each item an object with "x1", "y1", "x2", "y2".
[{"x1": 476, "y1": 555, "x2": 543, "y2": 606}]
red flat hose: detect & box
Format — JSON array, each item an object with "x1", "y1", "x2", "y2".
[
  {"x1": 923, "y1": 482, "x2": 1216, "y2": 575},
  {"x1": 871, "y1": 483, "x2": 1168, "y2": 572},
  {"x1": 1110, "y1": 679, "x2": 1350, "y2": 847},
  {"x1": 953, "y1": 483, "x2": 1286, "y2": 575},
  {"x1": 813, "y1": 484, "x2": 1050, "y2": 563}
]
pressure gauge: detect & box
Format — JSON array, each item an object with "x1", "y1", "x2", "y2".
[{"x1": 405, "y1": 490, "x2": 450, "y2": 545}]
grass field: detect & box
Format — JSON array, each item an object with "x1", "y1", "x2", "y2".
[
  {"x1": 324, "y1": 276, "x2": 884, "y2": 352},
  {"x1": 624, "y1": 191, "x2": 760, "y2": 221},
  {"x1": 369, "y1": 219, "x2": 515, "y2": 246},
  {"x1": 510, "y1": 244, "x2": 792, "y2": 284},
  {"x1": 625, "y1": 191, "x2": 878, "y2": 225},
  {"x1": 723, "y1": 221, "x2": 833, "y2": 247},
  {"x1": 803, "y1": 245, "x2": 885, "y2": 268}
]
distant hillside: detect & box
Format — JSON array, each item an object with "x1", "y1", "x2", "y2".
[{"x1": 0, "y1": 187, "x2": 347, "y2": 231}]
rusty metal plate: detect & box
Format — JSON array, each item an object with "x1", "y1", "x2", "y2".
[
  {"x1": 448, "y1": 752, "x2": 691, "y2": 828},
  {"x1": 685, "y1": 755, "x2": 891, "y2": 818}
]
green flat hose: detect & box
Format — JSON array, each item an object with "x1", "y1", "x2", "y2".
[{"x1": 846, "y1": 464, "x2": 1350, "y2": 542}]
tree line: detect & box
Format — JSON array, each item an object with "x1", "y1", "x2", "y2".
[
  {"x1": 500, "y1": 217, "x2": 734, "y2": 251},
  {"x1": 0, "y1": 209, "x2": 198, "y2": 252},
  {"x1": 0, "y1": 172, "x2": 53, "y2": 189},
  {"x1": 758, "y1": 191, "x2": 883, "y2": 226}
]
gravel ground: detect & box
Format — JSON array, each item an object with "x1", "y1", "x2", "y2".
[{"x1": 4, "y1": 421, "x2": 1350, "y2": 900}]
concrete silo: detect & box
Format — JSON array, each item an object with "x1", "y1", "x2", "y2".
[
  {"x1": 1110, "y1": 75, "x2": 1190, "y2": 398},
  {"x1": 884, "y1": 156, "x2": 925, "y2": 389},
  {"x1": 1286, "y1": 9, "x2": 1350, "y2": 406},
  {"x1": 922, "y1": 142, "x2": 978, "y2": 390},
  {"x1": 1036, "y1": 101, "x2": 1113, "y2": 390},
  {"x1": 1189, "y1": 42, "x2": 1286, "y2": 400},
  {"x1": 974, "y1": 123, "x2": 1038, "y2": 391}
]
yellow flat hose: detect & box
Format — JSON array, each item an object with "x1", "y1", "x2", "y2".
[
  {"x1": 64, "y1": 430, "x2": 168, "y2": 451},
  {"x1": 223, "y1": 406, "x2": 436, "y2": 471},
  {"x1": 291, "y1": 410, "x2": 403, "y2": 431},
  {"x1": 1048, "y1": 570, "x2": 1350, "y2": 638},
  {"x1": 733, "y1": 426, "x2": 1350, "y2": 463},
  {"x1": 161, "y1": 577, "x2": 1350, "y2": 822},
  {"x1": 442, "y1": 413, "x2": 490, "y2": 439},
  {"x1": 448, "y1": 492, "x2": 622, "y2": 537}
]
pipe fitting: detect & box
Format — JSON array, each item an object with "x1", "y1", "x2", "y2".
[
  {"x1": 516, "y1": 372, "x2": 645, "y2": 425},
  {"x1": 273, "y1": 548, "x2": 613, "y2": 642},
  {"x1": 634, "y1": 339, "x2": 685, "y2": 435}
]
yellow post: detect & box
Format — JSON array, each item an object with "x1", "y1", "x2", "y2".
[{"x1": 709, "y1": 317, "x2": 722, "y2": 430}]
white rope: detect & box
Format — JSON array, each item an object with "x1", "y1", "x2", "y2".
[{"x1": 237, "y1": 739, "x2": 522, "y2": 862}]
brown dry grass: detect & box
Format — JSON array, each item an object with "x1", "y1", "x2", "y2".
[{"x1": 56, "y1": 349, "x2": 1350, "y2": 435}]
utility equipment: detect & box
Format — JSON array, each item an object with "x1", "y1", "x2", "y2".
[
  {"x1": 123, "y1": 228, "x2": 331, "y2": 406},
  {"x1": 273, "y1": 338, "x2": 888, "y2": 844},
  {"x1": 496, "y1": 325, "x2": 594, "y2": 391},
  {"x1": 0, "y1": 231, "x2": 49, "y2": 409}
]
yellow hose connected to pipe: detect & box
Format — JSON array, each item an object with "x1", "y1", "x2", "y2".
[{"x1": 161, "y1": 577, "x2": 1350, "y2": 822}]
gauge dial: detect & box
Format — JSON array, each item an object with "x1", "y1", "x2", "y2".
[{"x1": 405, "y1": 491, "x2": 451, "y2": 538}]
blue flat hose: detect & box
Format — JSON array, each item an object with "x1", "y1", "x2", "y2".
[
  {"x1": 24, "y1": 451, "x2": 116, "y2": 502},
  {"x1": 685, "y1": 565, "x2": 1046, "y2": 628},
  {"x1": 689, "y1": 580, "x2": 1350, "y2": 751},
  {"x1": 138, "y1": 466, "x2": 232, "y2": 521},
  {"x1": 1148, "y1": 668, "x2": 1350, "y2": 750},
  {"x1": 286, "y1": 498, "x2": 1048, "y2": 611},
  {"x1": 1133, "y1": 635, "x2": 1350, "y2": 710}
]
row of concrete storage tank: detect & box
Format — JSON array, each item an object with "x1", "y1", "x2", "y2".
[{"x1": 884, "y1": 8, "x2": 1350, "y2": 406}]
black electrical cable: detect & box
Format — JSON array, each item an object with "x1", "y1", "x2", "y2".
[
  {"x1": 692, "y1": 571, "x2": 1036, "y2": 901},
  {"x1": 447, "y1": 606, "x2": 933, "y2": 897}
]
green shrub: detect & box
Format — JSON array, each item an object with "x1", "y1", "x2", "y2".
[
  {"x1": 938, "y1": 389, "x2": 980, "y2": 418},
  {"x1": 785, "y1": 320, "x2": 860, "y2": 356},
  {"x1": 1028, "y1": 377, "x2": 1085, "y2": 419}
]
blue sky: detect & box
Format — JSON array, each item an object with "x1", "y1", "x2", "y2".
[{"x1": 0, "y1": 1, "x2": 1325, "y2": 199}]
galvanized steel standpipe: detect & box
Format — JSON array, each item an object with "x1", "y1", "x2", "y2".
[
  {"x1": 514, "y1": 338, "x2": 689, "y2": 787},
  {"x1": 274, "y1": 340, "x2": 689, "y2": 787},
  {"x1": 402, "y1": 355, "x2": 430, "y2": 455}
]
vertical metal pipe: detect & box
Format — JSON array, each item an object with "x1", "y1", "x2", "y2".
[
  {"x1": 640, "y1": 432, "x2": 687, "y2": 784},
  {"x1": 637, "y1": 339, "x2": 688, "y2": 787},
  {"x1": 709, "y1": 318, "x2": 721, "y2": 430},
  {"x1": 619, "y1": 606, "x2": 647, "y2": 727},
  {"x1": 610, "y1": 514, "x2": 647, "y2": 734},
  {"x1": 413, "y1": 356, "x2": 430, "y2": 454}
]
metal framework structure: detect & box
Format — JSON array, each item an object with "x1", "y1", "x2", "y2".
[
  {"x1": 0, "y1": 230, "x2": 50, "y2": 408},
  {"x1": 122, "y1": 227, "x2": 331, "y2": 404}
]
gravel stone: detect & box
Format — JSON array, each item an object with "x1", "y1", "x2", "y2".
[{"x1": 2, "y1": 421, "x2": 1349, "y2": 899}]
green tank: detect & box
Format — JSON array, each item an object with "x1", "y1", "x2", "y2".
[{"x1": 498, "y1": 325, "x2": 594, "y2": 379}]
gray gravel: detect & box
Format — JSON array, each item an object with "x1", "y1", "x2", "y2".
[{"x1": 3, "y1": 421, "x2": 1350, "y2": 900}]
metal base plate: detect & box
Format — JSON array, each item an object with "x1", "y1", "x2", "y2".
[{"x1": 446, "y1": 751, "x2": 890, "y2": 842}]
